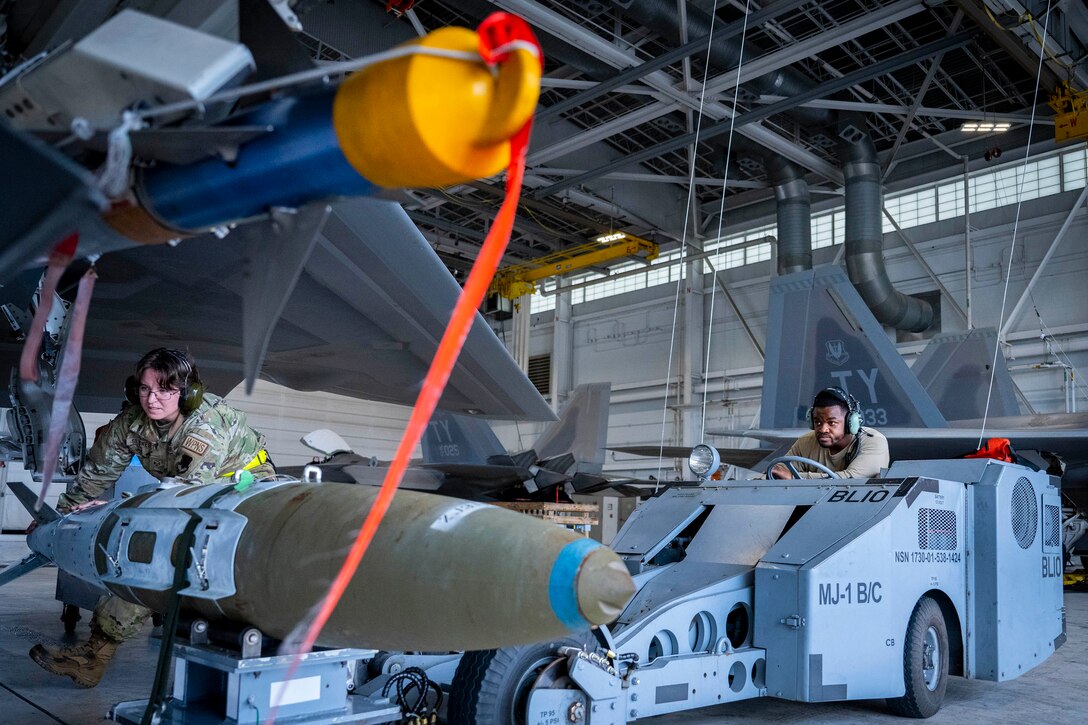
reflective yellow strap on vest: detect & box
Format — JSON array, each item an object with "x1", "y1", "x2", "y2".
[{"x1": 218, "y1": 449, "x2": 269, "y2": 479}]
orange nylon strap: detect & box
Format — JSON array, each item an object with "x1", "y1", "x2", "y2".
[
  {"x1": 296, "y1": 118, "x2": 532, "y2": 654},
  {"x1": 269, "y1": 121, "x2": 532, "y2": 721},
  {"x1": 36, "y1": 265, "x2": 97, "y2": 508},
  {"x1": 267, "y1": 16, "x2": 539, "y2": 719},
  {"x1": 18, "y1": 234, "x2": 78, "y2": 384}
]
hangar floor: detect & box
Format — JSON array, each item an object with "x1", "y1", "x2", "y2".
[{"x1": 0, "y1": 561, "x2": 1084, "y2": 725}]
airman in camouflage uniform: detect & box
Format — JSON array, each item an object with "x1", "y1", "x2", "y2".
[
  {"x1": 58, "y1": 391, "x2": 274, "y2": 510},
  {"x1": 31, "y1": 348, "x2": 275, "y2": 688}
]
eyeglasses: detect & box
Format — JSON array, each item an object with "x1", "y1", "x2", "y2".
[{"x1": 138, "y1": 385, "x2": 180, "y2": 399}]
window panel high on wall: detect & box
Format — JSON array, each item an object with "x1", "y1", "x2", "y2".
[
  {"x1": 546, "y1": 148, "x2": 1088, "y2": 309},
  {"x1": 1063, "y1": 149, "x2": 1087, "y2": 190},
  {"x1": 531, "y1": 285, "x2": 556, "y2": 313}
]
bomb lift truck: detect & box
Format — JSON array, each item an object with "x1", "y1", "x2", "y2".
[{"x1": 447, "y1": 453, "x2": 1065, "y2": 723}]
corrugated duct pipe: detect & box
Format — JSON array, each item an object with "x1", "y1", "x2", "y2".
[
  {"x1": 839, "y1": 116, "x2": 934, "y2": 331},
  {"x1": 614, "y1": 0, "x2": 933, "y2": 331},
  {"x1": 612, "y1": 0, "x2": 835, "y2": 128},
  {"x1": 765, "y1": 155, "x2": 812, "y2": 274},
  {"x1": 616, "y1": 0, "x2": 817, "y2": 275}
]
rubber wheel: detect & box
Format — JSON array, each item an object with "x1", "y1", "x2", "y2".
[
  {"x1": 60, "y1": 604, "x2": 81, "y2": 634},
  {"x1": 447, "y1": 634, "x2": 590, "y2": 725},
  {"x1": 887, "y1": 596, "x2": 949, "y2": 718}
]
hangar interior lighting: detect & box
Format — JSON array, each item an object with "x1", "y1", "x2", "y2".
[{"x1": 961, "y1": 121, "x2": 1011, "y2": 133}]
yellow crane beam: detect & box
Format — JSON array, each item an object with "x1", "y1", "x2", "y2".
[
  {"x1": 490, "y1": 233, "x2": 659, "y2": 300},
  {"x1": 1050, "y1": 81, "x2": 1088, "y2": 143}
]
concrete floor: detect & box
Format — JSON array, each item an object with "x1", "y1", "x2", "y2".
[{"x1": 1, "y1": 546, "x2": 1085, "y2": 724}]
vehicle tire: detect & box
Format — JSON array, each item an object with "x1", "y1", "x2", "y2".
[
  {"x1": 447, "y1": 634, "x2": 590, "y2": 725},
  {"x1": 887, "y1": 596, "x2": 949, "y2": 718},
  {"x1": 60, "y1": 604, "x2": 81, "y2": 634}
]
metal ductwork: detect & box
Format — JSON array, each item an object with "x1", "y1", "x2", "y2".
[
  {"x1": 613, "y1": 0, "x2": 825, "y2": 276},
  {"x1": 612, "y1": 0, "x2": 835, "y2": 128},
  {"x1": 839, "y1": 116, "x2": 934, "y2": 332},
  {"x1": 611, "y1": 0, "x2": 930, "y2": 332},
  {"x1": 765, "y1": 155, "x2": 812, "y2": 274}
]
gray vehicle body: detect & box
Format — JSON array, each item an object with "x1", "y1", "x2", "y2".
[{"x1": 526, "y1": 457, "x2": 1064, "y2": 722}]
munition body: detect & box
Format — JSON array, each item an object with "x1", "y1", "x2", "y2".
[{"x1": 26, "y1": 481, "x2": 634, "y2": 651}]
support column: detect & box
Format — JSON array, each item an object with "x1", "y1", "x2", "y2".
[
  {"x1": 963, "y1": 155, "x2": 972, "y2": 330},
  {"x1": 550, "y1": 290, "x2": 574, "y2": 414},
  {"x1": 511, "y1": 295, "x2": 531, "y2": 372},
  {"x1": 681, "y1": 253, "x2": 705, "y2": 445}
]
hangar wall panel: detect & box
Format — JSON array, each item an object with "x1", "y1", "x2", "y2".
[
  {"x1": 224, "y1": 380, "x2": 413, "y2": 467},
  {"x1": 8, "y1": 191, "x2": 1079, "y2": 505},
  {"x1": 496, "y1": 190, "x2": 1088, "y2": 479}
]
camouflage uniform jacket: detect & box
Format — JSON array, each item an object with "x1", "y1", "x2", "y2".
[{"x1": 58, "y1": 392, "x2": 272, "y2": 510}]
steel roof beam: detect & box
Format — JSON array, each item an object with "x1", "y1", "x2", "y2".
[
  {"x1": 535, "y1": 168, "x2": 766, "y2": 188},
  {"x1": 535, "y1": 0, "x2": 813, "y2": 122},
  {"x1": 490, "y1": 0, "x2": 836, "y2": 181},
  {"x1": 753, "y1": 96, "x2": 1052, "y2": 124},
  {"x1": 535, "y1": 32, "x2": 975, "y2": 199},
  {"x1": 701, "y1": 0, "x2": 927, "y2": 96},
  {"x1": 523, "y1": 0, "x2": 926, "y2": 183}
]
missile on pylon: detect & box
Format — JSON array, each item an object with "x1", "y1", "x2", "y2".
[
  {"x1": 16, "y1": 480, "x2": 634, "y2": 651},
  {"x1": 106, "y1": 13, "x2": 542, "y2": 243},
  {"x1": 0, "y1": 9, "x2": 541, "y2": 249}
]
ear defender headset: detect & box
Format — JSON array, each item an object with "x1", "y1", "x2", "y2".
[
  {"x1": 806, "y1": 387, "x2": 862, "y2": 435},
  {"x1": 125, "y1": 349, "x2": 205, "y2": 415}
]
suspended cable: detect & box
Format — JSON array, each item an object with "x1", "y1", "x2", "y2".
[
  {"x1": 137, "y1": 44, "x2": 495, "y2": 122},
  {"x1": 1028, "y1": 296, "x2": 1088, "y2": 405},
  {"x1": 654, "y1": 1, "x2": 723, "y2": 487},
  {"x1": 701, "y1": 0, "x2": 753, "y2": 447},
  {"x1": 979, "y1": 2, "x2": 1054, "y2": 448}
]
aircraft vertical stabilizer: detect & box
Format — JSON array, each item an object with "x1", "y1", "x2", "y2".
[
  {"x1": 422, "y1": 383, "x2": 612, "y2": 473},
  {"x1": 761, "y1": 266, "x2": 947, "y2": 429},
  {"x1": 535, "y1": 383, "x2": 611, "y2": 474},
  {"x1": 913, "y1": 328, "x2": 1022, "y2": 420},
  {"x1": 421, "y1": 411, "x2": 507, "y2": 465}
]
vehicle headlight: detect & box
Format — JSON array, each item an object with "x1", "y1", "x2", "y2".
[{"x1": 687, "y1": 444, "x2": 721, "y2": 479}]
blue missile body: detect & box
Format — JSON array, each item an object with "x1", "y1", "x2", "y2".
[
  {"x1": 117, "y1": 23, "x2": 543, "y2": 239},
  {"x1": 138, "y1": 91, "x2": 376, "y2": 231}
]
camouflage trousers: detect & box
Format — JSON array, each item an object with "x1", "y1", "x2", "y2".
[
  {"x1": 91, "y1": 595, "x2": 153, "y2": 642},
  {"x1": 251, "y1": 461, "x2": 277, "y2": 480},
  {"x1": 221, "y1": 461, "x2": 277, "y2": 482}
]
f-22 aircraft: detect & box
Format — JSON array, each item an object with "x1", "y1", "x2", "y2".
[
  {"x1": 711, "y1": 265, "x2": 1088, "y2": 544},
  {"x1": 0, "y1": 3, "x2": 556, "y2": 483},
  {"x1": 281, "y1": 383, "x2": 620, "y2": 502}
]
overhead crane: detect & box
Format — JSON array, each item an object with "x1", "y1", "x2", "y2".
[
  {"x1": 1050, "y1": 81, "x2": 1088, "y2": 142},
  {"x1": 490, "y1": 232, "x2": 659, "y2": 300}
]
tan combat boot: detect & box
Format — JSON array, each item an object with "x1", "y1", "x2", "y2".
[{"x1": 29, "y1": 629, "x2": 120, "y2": 688}]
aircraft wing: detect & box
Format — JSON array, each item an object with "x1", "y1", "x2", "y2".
[
  {"x1": 0, "y1": 197, "x2": 555, "y2": 420},
  {"x1": 715, "y1": 426, "x2": 1088, "y2": 475},
  {"x1": 882, "y1": 425, "x2": 1088, "y2": 466},
  {"x1": 608, "y1": 445, "x2": 774, "y2": 470}
]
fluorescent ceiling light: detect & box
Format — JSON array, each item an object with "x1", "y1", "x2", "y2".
[
  {"x1": 961, "y1": 121, "x2": 1011, "y2": 133},
  {"x1": 595, "y1": 231, "x2": 627, "y2": 244}
]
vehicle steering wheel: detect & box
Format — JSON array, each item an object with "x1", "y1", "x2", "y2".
[{"x1": 765, "y1": 455, "x2": 838, "y2": 480}]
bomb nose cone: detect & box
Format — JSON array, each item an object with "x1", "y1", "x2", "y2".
[
  {"x1": 548, "y1": 539, "x2": 635, "y2": 631},
  {"x1": 576, "y1": 547, "x2": 636, "y2": 626}
]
